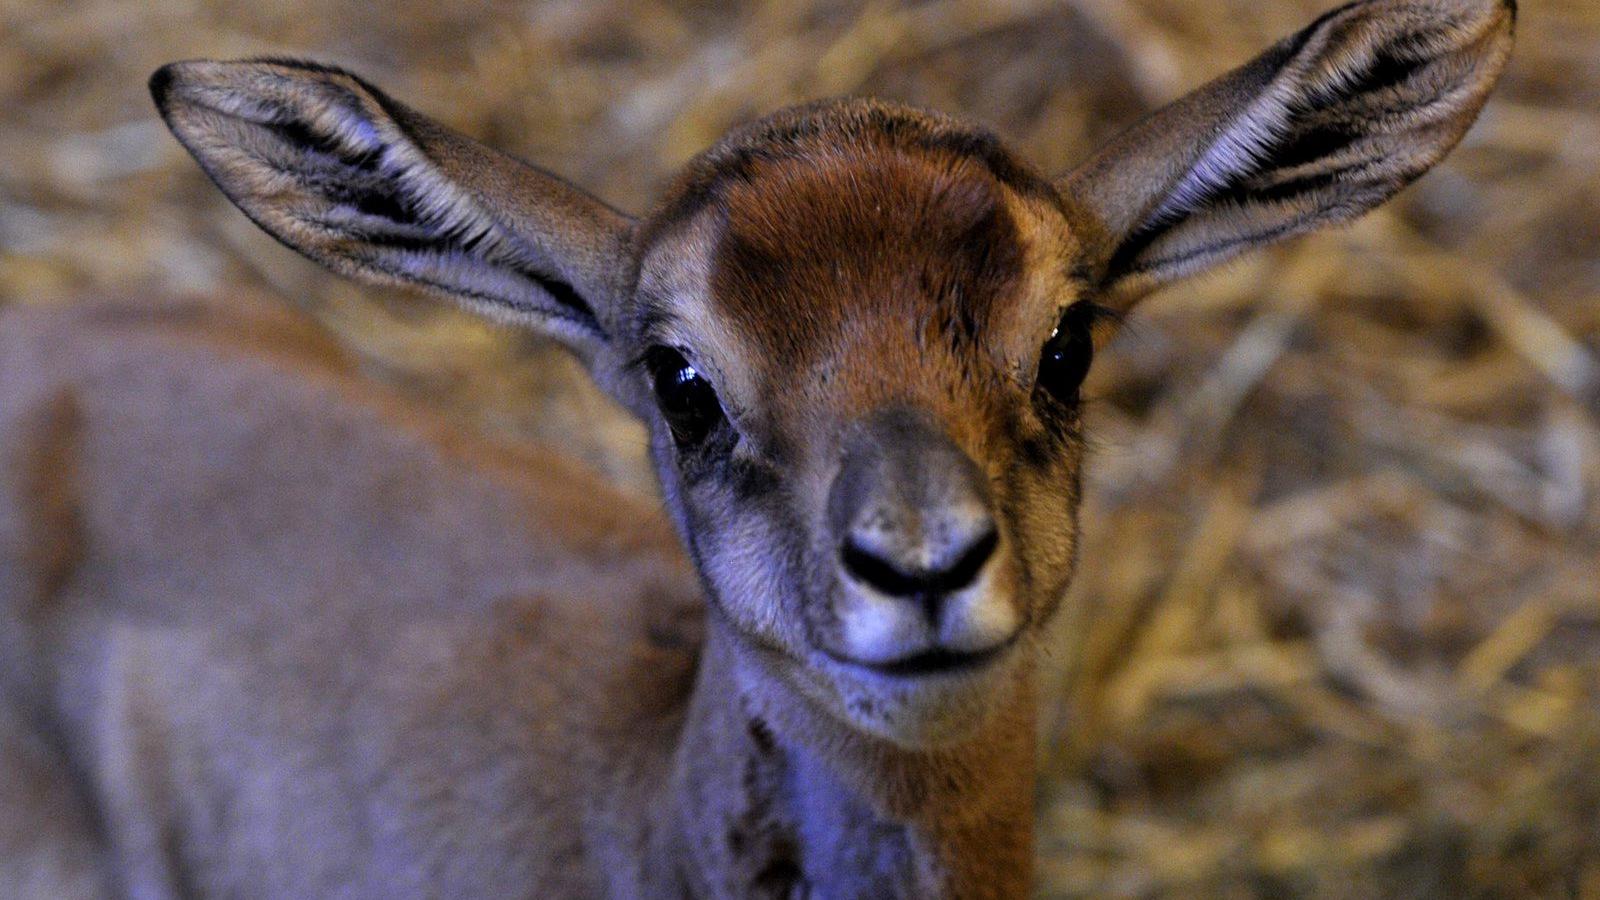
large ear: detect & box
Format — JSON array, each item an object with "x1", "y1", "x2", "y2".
[
  {"x1": 1061, "y1": 0, "x2": 1516, "y2": 307},
  {"x1": 150, "y1": 59, "x2": 632, "y2": 365}
]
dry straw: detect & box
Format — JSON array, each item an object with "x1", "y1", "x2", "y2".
[{"x1": 2, "y1": 0, "x2": 1595, "y2": 894}]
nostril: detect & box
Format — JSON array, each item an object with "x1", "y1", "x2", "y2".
[
  {"x1": 944, "y1": 525, "x2": 999, "y2": 590},
  {"x1": 841, "y1": 538, "x2": 918, "y2": 597},
  {"x1": 840, "y1": 525, "x2": 999, "y2": 599}
]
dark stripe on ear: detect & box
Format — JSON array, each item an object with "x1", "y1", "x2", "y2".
[
  {"x1": 321, "y1": 178, "x2": 422, "y2": 225},
  {"x1": 1270, "y1": 122, "x2": 1365, "y2": 171},
  {"x1": 1125, "y1": 207, "x2": 1328, "y2": 277},
  {"x1": 508, "y1": 264, "x2": 591, "y2": 325},
  {"x1": 1245, "y1": 167, "x2": 1356, "y2": 205},
  {"x1": 1208, "y1": 155, "x2": 1383, "y2": 211},
  {"x1": 260, "y1": 91, "x2": 598, "y2": 326},
  {"x1": 1103, "y1": 15, "x2": 1467, "y2": 285},
  {"x1": 1068, "y1": 0, "x2": 1514, "y2": 300},
  {"x1": 1094, "y1": 30, "x2": 1313, "y2": 286},
  {"x1": 354, "y1": 245, "x2": 596, "y2": 329},
  {"x1": 358, "y1": 88, "x2": 607, "y2": 327},
  {"x1": 1102, "y1": 219, "x2": 1168, "y2": 287},
  {"x1": 329, "y1": 227, "x2": 596, "y2": 330},
  {"x1": 265, "y1": 118, "x2": 383, "y2": 173},
  {"x1": 152, "y1": 58, "x2": 630, "y2": 350},
  {"x1": 1344, "y1": 41, "x2": 1434, "y2": 97}
]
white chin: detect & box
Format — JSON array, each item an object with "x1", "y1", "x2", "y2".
[{"x1": 822, "y1": 650, "x2": 1023, "y2": 749}]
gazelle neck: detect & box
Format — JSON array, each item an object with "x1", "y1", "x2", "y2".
[{"x1": 631, "y1": 613, "x2": 1037, "y2": 898}]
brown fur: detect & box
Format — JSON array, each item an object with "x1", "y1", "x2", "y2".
[{"x1": 1, "y1": 1, "x2": 1515, "y2": 897}]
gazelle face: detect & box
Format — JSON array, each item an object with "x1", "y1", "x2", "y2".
[
  {"x1": 627, "y1": 104, "x2": 1099, "y2": 744},
  {"x1": 153, "y1": 0, "x2": 1513, "y2": 751}
]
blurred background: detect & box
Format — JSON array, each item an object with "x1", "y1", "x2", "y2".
[{"x1": 3, "y1": 0, "x2": 1598, "y2": 895}]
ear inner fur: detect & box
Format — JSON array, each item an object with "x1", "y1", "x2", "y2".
[
  {"x1": 150, "y1": 59, "x2": 631, "y2": 353},
  {"x1": 1061, "y1": 0, "x2": 1517, "y2": 302}
]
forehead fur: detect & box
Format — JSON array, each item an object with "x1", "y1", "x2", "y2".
[
  {"x1": 712, "y1": 144, "x2": 1024, "y2": 365},
  {"x1": 645, "y1": 97, "x2": 1061, "y2": 235},
  {"x1": 636, "y1": 98, "x2": 1066, "y2": 395}
]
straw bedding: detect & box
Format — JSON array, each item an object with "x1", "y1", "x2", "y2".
[{"x1": 3, "y1": 0, "x2": 1596, "y2": 894}]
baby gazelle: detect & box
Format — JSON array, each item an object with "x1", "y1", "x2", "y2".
[{"x1": 1, "y1": 0, "x2": 1513, "y2": 896}]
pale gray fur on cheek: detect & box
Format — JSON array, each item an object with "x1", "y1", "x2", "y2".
[
  {"x1": 688, "y1": 481, "x2": 807, "y2": 651},
  {"x1": 685, "y1": 473, "x2": 934, "y2": 733}
]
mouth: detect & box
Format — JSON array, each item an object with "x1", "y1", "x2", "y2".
[{"x1": 824, "y1": 630, "x2": 1021, "y2": 679}]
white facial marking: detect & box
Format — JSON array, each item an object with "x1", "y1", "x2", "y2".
[
  {"x1": 936, "y1": 569, "x2": 1020, "y2": 654},
  {"x1": 835, "y1": 591, "x2": 933, "y2": 665},
  {"x1": 834, "y1": 575, "x2": 1018, "y2": 665}
]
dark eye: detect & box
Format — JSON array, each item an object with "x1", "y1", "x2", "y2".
[
  {"x1": 647, "y1": 347, "x2": 725, "y2": 447},
  {"x1": 1036, "y1": 304, "x2": 1096, "y2": 405}
]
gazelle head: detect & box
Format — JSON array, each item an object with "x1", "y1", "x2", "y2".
[{"x1": 152, "y1": 0, "x2": 1514, "y2": 748}]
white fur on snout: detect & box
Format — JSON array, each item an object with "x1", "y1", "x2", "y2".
[
  {"x1": 835, "y1": 590, "x2": 935, "y2": 664},
  {"x1": 936, "y1": 568, "x2": 1020, "y2": 654},
  {"x1": 835, "y1": 571, "x2": 1019, "y2": 663}
]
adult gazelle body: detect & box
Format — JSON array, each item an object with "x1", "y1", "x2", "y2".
[{"x1": 0, "y1": 1, "x2": 1515, "y2": 896}]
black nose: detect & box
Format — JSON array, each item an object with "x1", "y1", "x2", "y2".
[
  {"x1": 827, "y1": 408, "x2": 1000, "y2": 615},
  {"x1": 841, "y1": 522, "x2": 998, "y2": 598}
]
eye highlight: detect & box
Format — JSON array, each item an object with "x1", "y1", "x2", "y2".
[
  {"x1": 645, "y1": 346, "x2": 725, "y2": 447},
  {"x1": 1036, "y1": 303, "x2": 1098, "y2": 406}
]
